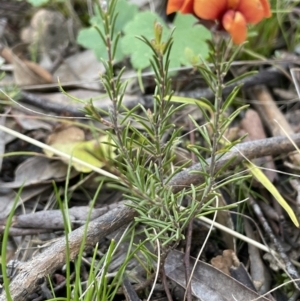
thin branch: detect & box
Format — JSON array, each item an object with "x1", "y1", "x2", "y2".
[{"x1": 168, "y1": 134, "x2": 300, "y2": 192}]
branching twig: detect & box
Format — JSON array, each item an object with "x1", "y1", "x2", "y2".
[{"x1": 249, "y1": 196, "x2": 300, "y2": 288}]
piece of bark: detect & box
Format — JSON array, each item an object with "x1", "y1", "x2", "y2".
[
  {"x1": 0, "y1": 227, "x2": 52, "y2": 236},
  {"x1": 240, "y1": 109, "x2": 276, "y2": 183},
  {"x1": 244, "y1": 219, "x2": 271, "y2": 294},
  {"x1": 252, "y1": 85, "x2": 300, "y2": 165},
  {"x1": 3, "y1": 204, "x2": 122, "y2": 231}
]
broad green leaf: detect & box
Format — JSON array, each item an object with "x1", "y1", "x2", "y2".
[
  {"x1": 246, "y1": 162, "x2": 299, "y2": 227},
  {"x1": 121, "y1": 11, "x2": 210, "y2": 70},
  {"x1": 171, "y1": 14, "x2": 211, "y2": 67},
  {"x1": 25, "y1": 0, "x2": 52, "y2": 6},
  {"x1": 77, "y1": 0, "x2": 138, "y2": 62},
  {"x1": 121, "y1": 11, "x2": 170, "y2": 70}
]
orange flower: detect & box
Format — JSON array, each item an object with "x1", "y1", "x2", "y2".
[{"x1": 166, "y1": 0, "x2": 271, "y2": 44}]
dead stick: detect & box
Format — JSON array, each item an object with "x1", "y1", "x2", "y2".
[
  {"x1": 0, "y1": 203, "x2": 137, "y2": 301},
  {"x1": 168, "y1": 134, "x2": 300, "y2": 192},
  {"x1": 19, "y1": 67, "x2": 285, "y2": 118}
]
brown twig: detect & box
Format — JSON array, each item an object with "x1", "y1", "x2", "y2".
[
  {"x1": 0, "y1": 203, "x2": 137, "y2": 301},
  {"x1": 168, "y1": 134, "x2": 300, "y2": 192},
  {"x1": 184, "y1": 220, "x2": 193, "y2": 301},
  {"x1": 18, "y1": 67, "x2": 285, "y2": 118},
  {"x1": 161, "y1": 266, "x2": 174, "y2": 301},
  {"x1": 248, "y1": 196, "x2": 300, "y2": 288}
]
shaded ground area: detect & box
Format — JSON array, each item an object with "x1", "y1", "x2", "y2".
[{"x1": 1, "y1": 1, "x2": 300, "y2": 301}]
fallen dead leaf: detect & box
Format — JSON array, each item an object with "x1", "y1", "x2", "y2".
[
  {"x1": 45, "y1": 125, "x2": 116, "y2": 172},
  {"x1": 165, "y1": 250, "x2": 270, "y2": 301},
  {"x1": 0, "y1": 156, "x2": 77, "y2": 189},
  {"x1": 11, "y1": 44, "x2": 53, "y2": 85}
]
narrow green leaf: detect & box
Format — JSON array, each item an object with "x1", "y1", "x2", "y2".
[
  {"x1": 246, "y1": 162, "x2": 299, "y2": 227},
  {"x1": 225, "y1": 71, "x2": 258, "y2": 87},
  {"x1": 221, "y1": 85, "x2": 241, "y2": 112}
]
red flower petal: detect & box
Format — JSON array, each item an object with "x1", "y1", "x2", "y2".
[
  {"x1": 166, "y1": 0, "x2": 185, "y2": 14},
  {"x1": 259, "y1": 0, "x2": 272, "y2": 18},
  {"x1": 194, "y1": 0, "x2": 227, "y2": 20},
  {"x1": 166, "y1": 0, "x2": 194, "y2": 14},
  {"x1": 237, "y1": 0, "x2": 271, "y2": 24},
  {"x1": 227, "y1": 0, "x2": 240, "y2": 10},
  {"x1": 222, "y1": 10, "x2": 247, "y2": 44},
  {"x1": 180, "y1": 0, "x2": 194, "y2": 13}
]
